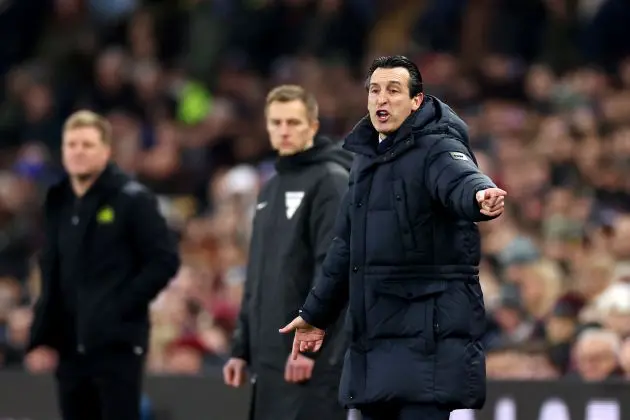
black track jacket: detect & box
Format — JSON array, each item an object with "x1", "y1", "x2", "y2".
[
  {"x1": 231, "y1": 137, "x2": 353, "y2": 373},
  {"x1": 29, "y1": 163, "x2": 180, "y2": 355}
]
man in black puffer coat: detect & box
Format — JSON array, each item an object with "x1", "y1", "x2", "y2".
[{"x1": 281, "y1": 56, "x2": 506, "y2": 420}]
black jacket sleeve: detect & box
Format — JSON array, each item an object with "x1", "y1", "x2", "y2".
[
  {"x1": 231, "y1": 272, "x2": 251, "y2": 361},
  {"x1": 117, "y1": 188, "x2": 180, "y2": 317},
  {"x1": 302, "y1": 168, "x2": 349, "y2": 359},
  {"x1": 300, "y1": 189, "x2": 351, "y2": 330},
  {"x1": 28, "y1": 192, "x2": 61, "y2": 350},
  {"x1": 309, "y1": 169, "x2": 350, "y2": 286},
  {"x1": 425, "y1": 137, "x2": 498, "y2": 222}
]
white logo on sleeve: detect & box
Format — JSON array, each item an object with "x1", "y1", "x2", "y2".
[
  {"x1": 449, "y1": 151, "x2": 469, "y2": 161},
  {"x1": 285, "y1": 191, "x2": 305, "y2": 219}
]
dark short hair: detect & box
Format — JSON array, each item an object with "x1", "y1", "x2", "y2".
[{"x1": 365, "y1": 55, "x2": 423, "y2": 98}]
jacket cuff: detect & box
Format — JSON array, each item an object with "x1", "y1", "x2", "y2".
[
  {"x1": 229, "y1": 339, "x2": 250, "y2": 362},
  {"x1": 470, "y1": 184, "x2": 497, "y2": 221},
  {"x1": 301, "y1": 351, "x2": 320, "y2": 360},
  {"x1": 299, "y1": 303, "x2": 328, "y2": 331}
]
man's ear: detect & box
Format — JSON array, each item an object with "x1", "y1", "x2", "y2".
[
  {"x1": 310, "y1": 119, "x2": 320, "y2": 137},
  {"x1": 411, "y1": 93, "x2": 424, "y2": 111},
  {"x1": 105, "y1": 144, "x2": 113, "y2": 160}
]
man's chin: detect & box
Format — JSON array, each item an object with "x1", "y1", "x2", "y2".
[
  {"x1": 375, "y1": 125, "x2": 397, "y2": 136},
  {"x1": 70, "y1": 171, "x2": 97, "y2": 182},
  {"x1": 371, "y1": 119, "x2": 398, "y2": 135},
  {"x1": 277, "y1": 148, "x2": 298, "y2": 156}
]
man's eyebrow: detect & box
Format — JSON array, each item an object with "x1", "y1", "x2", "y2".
[{"x1": 369, "y1": 80, "x2": 403, "y2": 87}]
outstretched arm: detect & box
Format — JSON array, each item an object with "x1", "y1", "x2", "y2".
[{"x1": 425, "y1": 137, "x2": 505, "y2": 221}]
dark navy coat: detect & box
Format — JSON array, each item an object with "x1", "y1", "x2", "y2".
[{"x1": 300, "y1": 96, "x2": 497, "y2": 410}]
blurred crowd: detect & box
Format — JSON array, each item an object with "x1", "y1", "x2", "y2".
[{"x1": 2, "y1": 0, "x2": 630, "y2": 383}]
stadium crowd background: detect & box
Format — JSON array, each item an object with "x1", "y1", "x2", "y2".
[{"x1": 1, "y1": 0, "x2": 630, "y2": 384}]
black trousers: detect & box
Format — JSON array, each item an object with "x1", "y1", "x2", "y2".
[
  {"x1": 55, "y1": 346, "x2": 145, "y2": 420},
  {"x1": 359, "y1": 403, "x2": 451, "y2": 420},
  {"x1": 251, "y1": 366, "x2": 347, "y2": 420}
]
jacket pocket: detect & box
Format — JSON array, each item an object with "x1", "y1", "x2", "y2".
[
  {"x1": 368, "y1": 279, "x2": 446, "y2": 352},
  {"x1": 465, "y1": 282, "x2": 486, "y2": 339},
  {"x1": 392, "y1": 179, "x2": 416, "y2": 251}
]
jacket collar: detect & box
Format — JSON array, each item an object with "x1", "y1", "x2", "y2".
[
  {"x1": 51, "y1": 162, "x2": 125, "y2": 198},
  {"x1": 274, "y1": 136, "x2": 332, "y2": 173}
]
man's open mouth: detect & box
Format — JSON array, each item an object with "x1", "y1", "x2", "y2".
[{"x1": 376, "y1": 110, "x2": 390, "y2": 121}]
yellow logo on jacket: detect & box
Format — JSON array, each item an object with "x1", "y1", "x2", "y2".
[{"x1": 96, "y1": 206, "x2": 115, "y2": 224}]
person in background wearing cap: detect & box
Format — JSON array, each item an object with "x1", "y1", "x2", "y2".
[
  {"x1": 280, "y1": 56, "x2": 506, "y2": 420},
  {"x1": 223, "y1": 85, "x2": 352, "y2": 420}
]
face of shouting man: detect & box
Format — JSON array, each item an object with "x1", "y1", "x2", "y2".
[{"x1": 367, "y1": 66, "x2": 423, "y2": 137}]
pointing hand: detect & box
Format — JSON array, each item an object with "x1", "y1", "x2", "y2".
[
  {"x1": 279, "y1": 316, "x2": 326, "y2": 360},
  {"x1": 476, "y1": 188, "x2": 506, "y2": 217}
]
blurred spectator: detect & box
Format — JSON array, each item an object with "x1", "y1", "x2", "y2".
[
  {"x1": 618, "y1": 339, "x2": 630, "y2": 379},
  {"x1": 163, "y1": 336, "x2": 207, "y2": 375},
  {"x1": 2, "y1": 0, "x2": 630, "y2": 384},
  {"x1": 485, "y1": 341, "x2": 560, "y2": 380},
  {"x1": 546, "y1": 293, "x2": 585, "y2": 373},
  {"x1": 571, "y1": 328, "x2": 622, "y2": 381},
  {"x1": 3, "y1": 306, "x2": 34, "y2": 369}
]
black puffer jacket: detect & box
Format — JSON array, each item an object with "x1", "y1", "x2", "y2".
[{"x1": 301, "y1": 96, "x2": 498, "y2": 410}]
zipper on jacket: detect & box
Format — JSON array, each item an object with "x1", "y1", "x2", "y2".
[
  {"x1": 72, "y1": 198, "x2": 85, "y2": 355},
  {"x1": 433, "y1": 304, "x2": 440, "y2": 343}
]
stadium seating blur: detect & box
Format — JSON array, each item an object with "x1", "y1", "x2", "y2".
[{"x1": 2, "y1": 0, "x2": 630, "y2": 383}]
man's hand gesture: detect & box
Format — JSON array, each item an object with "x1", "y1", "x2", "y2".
[
  {"x1": 284, "y1": 354, "x2": 315, "y2": 383},
  {"x1": 476, "y1": 188, "x2": 507, "y2": 217},
  {"x1": 279, "y1": 316, "x2": 325, "y2": 360}
]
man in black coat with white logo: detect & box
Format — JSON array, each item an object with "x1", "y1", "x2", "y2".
[
  {"x1": 281, "y1": 56, "x2": 506, "y2": 420},
  {"x1": 28, "y1": 110, "x2": 180, "y2": 420},
  {"x1": 223, "y1": 85, "x2": 351, "y2": 420}
]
